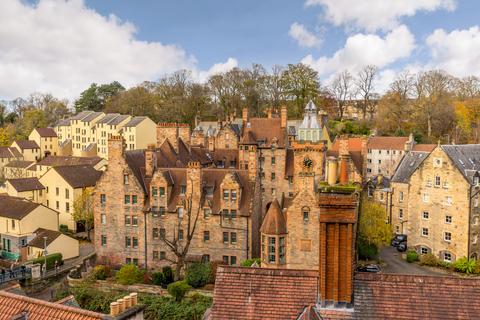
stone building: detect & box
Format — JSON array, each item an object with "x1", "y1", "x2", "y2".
[
  {"x1": 94, "y1": 136, "x2": 256, "y2": 268},
  {"x1": 28, "y1": 128, "x2": 59, "y2": 159},
  {"x1": 405, "y1": 145, "x2": 480, "y2": 262},
  {"x1": 326, "y1": 136, "x2": 367, "y2": 184}
]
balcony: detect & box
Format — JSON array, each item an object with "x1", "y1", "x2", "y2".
[{"x1": 0, "y1": 250, "x2": 20, "y2": 261}]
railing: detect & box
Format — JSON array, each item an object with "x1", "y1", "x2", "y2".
[
  {"x1": 0, "y1": 266, "x2": 32, "y2": 284},
  {"x1": 0, "y1": 250, "x2": 20, "y2": 261}
]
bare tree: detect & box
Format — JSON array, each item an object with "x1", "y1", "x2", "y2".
[
  {"x1": 390, "y1": 70, "x2": 415, "y2": 99},
  {"x1": 160, "y1": 178, "x2": 201, "y2": 280},
  {"x1": 355, "y1": 65, "x2": 378, "y2": 119},
  {"x1": 329, "y1": 70, "x2": 353, "y2": 120},
  {"x1": 264, "y1": 65, "x2": 285, "y2": 109}
]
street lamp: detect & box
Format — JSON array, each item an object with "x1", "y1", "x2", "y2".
[{"x1": 43, "y1": 236, "x2": 48, "y2": 274}]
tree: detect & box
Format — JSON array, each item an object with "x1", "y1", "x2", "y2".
[
  {"x1": 16, "y1": 109, "x2": 47, "y2": 140},
  {"x1": 264, "y1": 65, "x2": 286, "y2": 109},
  {"x1": 160, "y1": 177, "x2": 201, "y2": 280},
  {"x1": 358, "y1": 197, "x2": 392, "y2": 248},
  {"x1": 74, "y1": 81, "x2": 125, "y2": 112},
  {"x1": 280, "y1": 63, "x2": 320, "y2": 117},
  {"x1": 355, "y1": 65, "x2": 378, "y2": 119},
  {"x1": 73, "y1": 188, "x2": 95, "y2": 240},
  {"x1": 329, "y1": 70, "x2": 353, "y2": 120}
]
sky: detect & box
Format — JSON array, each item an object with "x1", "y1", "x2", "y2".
[{"x1": 1, "y1": 0, "x2": 480, "y2": 101}]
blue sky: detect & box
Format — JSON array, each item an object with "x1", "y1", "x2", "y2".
[{"x1": 1, "y1": 0, "x2": 480, "y2": 100}]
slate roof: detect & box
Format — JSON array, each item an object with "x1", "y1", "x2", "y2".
[
  {"x1": 210, "y1": 266, "x2": 319, "y2": 320},
  {"x1": 37, "y1": 155, "x2": 103, "y2": 167},
  {"x1": 33, "y1": 128, "x2": 57, "y2": 137},
  {"x1": 110, "y1": 114, "x2": 130, "y2": 125},
  {"x1": 241, "y1": 117, "x2": 287, "y2": 148},
  {"x1": 55, "y1": 118, "x2": 70, "y2": 126},
  {"x1": 212, "y1": 149, "x2": 238, "y2": 168},
  {"x1": 0, "y1": 290, "x2": 105, "y2": 320},
  {"x1": 0, "y1": 147, "x2": 22, "y2": 158},
  {"x1": 7, "y1": 178, "x2": 45, "y2": 192},
  {"x1": 70, "y1": 111, "x2": 94, "y2": 120},
  {"x1": 442, "y1": 144, "x2": 480, "y2": 184},
  {"x1": 53, "y1": 165, "x2": 102, "y2": 188},
  {"x1": 81, "y1": 112, "x2": 104, "y2": 123},
  {"x1": 260, "y1": 200, "x2": 287, "y2": 235},
  {"x1": 14, "y1": 140, "x2": 39, "y2": 150},
  {"x1": 0, "y1": 195, "x2": 41, "y2": 219},
  {"x1": 391, "y1": 151, "x2": 430, "y2": 183},
  {"x1": 5, "y1": 160, "x2": 35, "y2": 169},
  {"x1": 367, "y1": 136, "x2": 409, "y2": 150},
  {"x1": 27, "y1": 228, "x2": 63, "y2": 248},
  {"x1": 124, "y1": 116, "x2": 148, "y2": 127},
  {"x1": 97, "y1": 113, "x2": 120, "y2": 124}
]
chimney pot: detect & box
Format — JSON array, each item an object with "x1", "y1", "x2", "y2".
[
  {"x1": 129, "y1": 292, "x2": 138, "y2": 306},
  {"x1": 124, "y1": 295, "x2": 132, "y2": 308},
  {"x1": 110, "y1": 302, "x2": 120, "y2": 316},
  {"x1": 117, "y1": 298, "x2": 125, "y2": 313}
]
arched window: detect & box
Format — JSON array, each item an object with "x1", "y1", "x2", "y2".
[{"x1": 302, "y1": 207, "x2": 310, "y2": 223}]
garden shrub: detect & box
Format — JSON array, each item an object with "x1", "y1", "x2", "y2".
[
  {"x1": 141, "y1": 294, "x2": 212, "y2": 320},
  {"x1": 152, "y1": 271, "x2": 165, "y2": 286},
  {"x1": 406, "y1": 250, "x2": 419, "y2": 263},
  {"x1": 240, "y1": 258, "x2": 261, "y2": 267},
  {"x1": 72, "y1": 285, "x2": 124, "y2": 313},
  {"x1": 59, "y1": 224, "x2": 69, "y2": 233},
  {"x1": 185, "y1": 263, "x2": 212, "y2": 288},
  {"x1": 453, "y1": 257, "x2": 477, "y2": 274},
  {"x1": 115, "y1": 264, "x2": 144, "y2": 285},
  {"x1": 92, "y1": 265, "x2": 111, "y2": 280},
  {"x1": 31, "y1": 253, "x2": 63, "y2": 270},
  {"x1": 357, "y1": 241, "x2": 378, "y2": 260},
  {"x1": 419, "y1": 253, "x2": 438, "y2": 267},
  {"x1": 167, "y1": 280, "x2": 191, "y2": 302}
]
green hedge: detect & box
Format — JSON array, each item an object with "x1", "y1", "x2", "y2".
[
  {"x1": 240, "y1": 258, "x2": 261, "y2": 267},
  {"x1": 31, "y1": 253, "x2": 63, "y2": 270},
  {"x1": 406, "y1": 250, "x2": 419, "y2": 263},
  {"x1": 116, "y1": 264, "x2": 144, "y2": 285},
  {"x1": 168, "y1": 281, "x2": 191, "y2": 302},
  {"x1": 185, "y1": 263, "x2": 213, "y2": 288}
]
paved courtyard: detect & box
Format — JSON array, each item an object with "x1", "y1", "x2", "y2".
[{"x1": 379, "y1": 247, "x2": 444, "y2": 276}]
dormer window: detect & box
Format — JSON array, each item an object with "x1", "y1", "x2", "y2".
[
  {"x1": 435, "y1": 176, "x2": 441, "y2": 187},
  {"x1": 124, "y1": 174, "x2": 129, "y2": 185},
  {"x1": 180, "y1": 186, "x2": 186, "y2": 195},
  {"x1": 231, "y1": 190, "x2": 237, "y2": 201},
  {"x1": 223, "y1": 190, "x2": 229, "y2": 200},
  {"x1": 152, "y1": 187, "x2": 158, "y2": 197},
  {"x1": 159, "y1": 187, "x2": 165, "y2": 197}
]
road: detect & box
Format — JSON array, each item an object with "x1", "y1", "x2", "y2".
[{"x1": 379, "y1": 246, "x2": 444, "y2": 276}]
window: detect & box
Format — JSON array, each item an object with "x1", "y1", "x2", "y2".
[
  {"x1": 125, "y1": 236, "x2": 131, "y2": 248},
  {"x1": 132, "y1": 237, "x2": 138, "y2": 248},
  {"x1": 475, "y1": 197, "x2": 479, "y2": 208},
  {"x1": 101, "y1": 235, "x2": 107, "y2": 246},
  {"x1": 101, "y1": 214, "x2": 106, "y2": 225},
  {"x1": 433, "y1": 157, "x2": 442, "y2": 168},
  {"x1": 445, "y1": 196, "x2": 453, "y2": 206},
  {"x1": 426, "y1": 179, "x2": 432, "y2": 187},
  {"x1": 159, "y1": 206, "x2": 165, "y2": 216},
  {"x1": 444, "y1": 232, "x2": 452, "y2": 242},
  {"x1": 445, "y1": 215, "x2": 452, "y2": 224},
  {"x1": 153, "y1": 228, "x2": 159, "y2": 239},
  {"x1": 159, "y1": 187, "x2": 165, "y2": 197},
  {"x1": 153, "y1": 251, "x2": 159, "y2": 260},
  {"x1": 395, "y1": 225, "x2": 400, "y2": 233},
  {"x1": 223, "y1": 209, "x2": 229, "y2": 219},
  {"x1": 180, "y1": 185, "x2": 186, "y2": 195},
  {"x1": 133, "y1": 258, "x2": 138, "y2": 265},
  {"x1": 271, "y1": 172, "x2": 276, "y2": 180},
  {"x1": 56, "y1": 201, "x2": 59, "y2": 210},
  {"x1": 399, "y1": 209, "x2": 403, "y2": 219},
  {"x1": 66, "y1": 202, "x2": 70, "y2": 213},
  {"x1": 231, "y1": 232, "x2": 237, "y2": 244},
  {"x1": 132, "y1": 195, "x2": 137, "y2": 204},
  {"x1": 178, "y1": 207, "x2": 184, "y2": 218},
  {"x1": 65, "y1": 189, "x2": 69, "y2": 199},
  {"x1": 160, "y1": 228, "x2": 166, "y2": 239},
  {"x1": 223, "y1": 190, "x2": 229, "y2": 200},
  {"x1": 421, "y1": 247, "x2": 429, "y2": 255},
  {"x1": 124, "y1": 174, "x2": 129, "y2": 185},
  {"x1": 271, "y1": 156, "x2": 276, "y2": 165},
  {"x1": 422, "y1": 228, "x2": 429, "y2": 237},
  {"x1": 204, "y1": 208, "x2": 211, "y2": 219},
  {"x1": 230, "y1": 210, "x2": 237, "y2": 219},
  {"x1": 422, "y1": 193, "x2": 430, "y2": 203},
  {"x1": 268, "y1": 237, "x2": 276, "y2": 263},
  {"x1": 223, "y1": 256, "x2": 229, "y2": 264},
  {"x1": 124, "y1": 195, "x2": 130, "y2": 204},
  {"x1": 56, "y1": 187, "x2": 59, "y2": 196},
  {"x1": 125, "y1": 215, "x2": 131, "y2": 226},
  {"x1": 152, "y1": 187, "x2": 158, "y2": 197},
  {"x1": 230, "y1": 256, "x2": 237, "y2": 265},
  {"x1": 378, "y1": 160, "x2": 381, "y2": 164},
  {"x1": 444, "y1": 252, "x2": 452, "y2": 262},
  {"x1": 380, "y1": 193, "x2": 384, "y2": 201},
  {"x1": 202, "y1": 255, "x2": 210, "y2": 263},
  {"x1": 422, "y1": 211, "x2": 429, "y2": 220},
  {"x1": 302, "y1": 207, "x2": 309, "y2": 222},
  {"x1": 279, "y1": 236, "x2": 286, "y2": 264},
  {"x1": 271, "y1": 188, "x2": 276, "y2": 195},
  {"x1": 204, "y1": 231, "x2": 210, "y2": 241},
  {"x1": 100, "y1": 194, "x2": 106, "y2": 204},
  {"x1": 223, "y1": 232, "x2": 229, "y2": 244},
  {"x1": 231, "y1": 190, "x2": 237, "y2": 201},
  {"x1": 178, "y1": 229, "x2": 184, "y2": 241},
  {"x1": 132, "y1": 215, "x2": 138, "y2": 226},
  {"x1": 435, "y1": 176, "x2": 441, "y2": 187},
  {"x1": 399, "y1": 191, "x2": 404, "y2": 203},
  {"x1": 160, "y1": 251, "x2": 166, "y2": 260}
]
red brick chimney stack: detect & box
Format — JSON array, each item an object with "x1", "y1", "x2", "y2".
[
  {"x1": 242, "y1": 107, "x2": 249, "y2": 124},
  {"x1": 280, "y1": 105, "x2": 287, "y2": 128},
  {"x1": 339, "y1": 155, "x2": 350, "y2": 184}
]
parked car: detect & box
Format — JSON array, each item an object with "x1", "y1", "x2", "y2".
[
  {"x1": 356, "y1": 264, "x2": 381, "y2": 273},
  {"x1": 391, "y1": 234, "x2": 407, "y2": 247},
  {"x1": 397, "y1": 242, "x2": 407, "y2": 252}
]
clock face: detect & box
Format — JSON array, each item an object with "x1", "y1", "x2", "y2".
[{"x1": 303, "y1": 157, "x2": 313, "y2": 168}]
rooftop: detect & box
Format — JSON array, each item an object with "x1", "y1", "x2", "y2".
[
  {"x1": 0, "y1": 195, "x2": 41, "y2": 220},
  {"x1": 33, "y1": 128, "x2": 57, "y2": 137},
  {"x1": 27, "y1": 228, "x2": 63, "y2": 248},
  {"x1": 53, "y1": 165, "x2": 102, "y2": 188},
  {"x1": 367, "y1": 136, "x2": 409, "y2": 150},
  {"x1": 13, "y1": 140, "x2": 40, "y2": 150},
  {"x1": 7, "y1": 177, "x2": 45, "y2": 192}
]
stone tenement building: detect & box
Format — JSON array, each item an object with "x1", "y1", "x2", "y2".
[{"x1": 94, "y1": 136, "x2": 257, "y2": 268}]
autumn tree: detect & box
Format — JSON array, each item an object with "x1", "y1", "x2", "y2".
[
  {"x1": 329, "y1": 70, "x2": 353, "y2": 120},
  {"x1": 160, "y1": 177, "x2": 201, "y2": 280},
  {"x1": 355, "y1": 65, "x2": 378, "y2": 119},
  {"x1": 73, "y1": 188, "x2": 95, "y2": 240},
  {"x1": 358, "y1": 197, "x2": 392, "y2": 249}
]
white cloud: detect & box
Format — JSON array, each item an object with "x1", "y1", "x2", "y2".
[
  {"x1": 302, "y1": 25, "x2": 415, "y2": 77},
  {"x1": 195, "y1": 58, "x2": 239, "y2": 82},
  {"x1": 305, "y1": 0, "x2": 456, "y2": 32},
  {"x1": 0, "y1": 0, "x2": 236, "y2": 101},
  {"x1": 425, "y1": 26, "x2": 480, "y2": 77},
  {"x1": 288, "y1": 22, "x2": 322, "y2": 48}
]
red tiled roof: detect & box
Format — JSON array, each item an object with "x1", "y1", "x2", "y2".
[
  {"x1": 260, "y1": 200, "x2": 287, "y2": 235},
  {"x1": 210, "y1": 266, "x2": 318, "y2": 320},
  {"x1": 241, "y1": 118, "x2": 287, "y2": 148},
  {"x1": 0, "y1": 290, "x2": 104, "y2": 320},
  {"x1": 34, "y1": 128, "x2": 57, "y2": 137},
  {"x1": 367, "y1": 136, "x2": 409, "y2": 150},
  {"x1": 412, "y1": 144, "x2": 436, "y2": 152},
  {"x1": 330, "y1": 138, "x2": 364, "y2": 153}
]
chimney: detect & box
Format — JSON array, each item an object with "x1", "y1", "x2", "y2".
[
  {"x1": 110, "y1": 302, "x2": 120, "y2": 317},
  {"x1": 280, "y1": 105, "x2": 287, "y2": 128},
  {"x1": 327, "y1": 157, "x2": 338, "y2": 186},
  {"x1": 339, "y1": 155, "x2": 350, "y2": 184},
  {"x1": 130, "y1": 293, "x2": 138, "y2": 306},
  {"x1": 187, "y1": 161, "x2": 201, "y2": 197},
  {"x1": 338, "y1": 136, "x2": 349, "y2": 157},
  {"x1": 405, "y1": 133, "x2": 414, "y2": 151},
  {"x1": 242, "y1": 107, "x2": 249, "y2": 124},
  {"x1": 117, "y1": 298, "x2": 125, "y2": 313},
  {"x1": 108, "y1": 136, "x2": 125, "y2": 160},
  {"x1": 145, "y1": 144, "x2": 156, "y2": 177}
]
